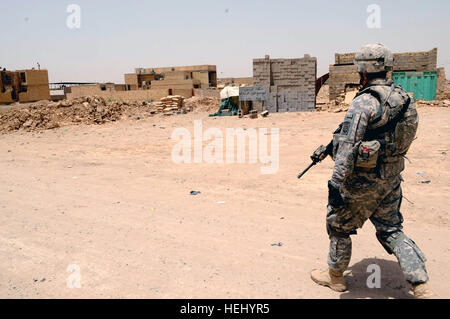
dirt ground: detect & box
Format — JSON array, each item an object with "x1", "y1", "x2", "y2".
[{"x1": 0, "y1": 106, "x2": 449, "y2": 299}]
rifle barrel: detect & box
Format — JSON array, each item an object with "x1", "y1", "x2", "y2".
[{"x1": 297, "y1": 161, "x2": 316, "y2": 179}]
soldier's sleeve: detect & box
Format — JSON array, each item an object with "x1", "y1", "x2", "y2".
[{"x1": 331, "y1": 93, "x2": 380, "y2": 185}]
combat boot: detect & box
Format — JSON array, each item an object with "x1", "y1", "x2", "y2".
[
  {"x1": 412, "y1": 282, "x2": 433, "y2": 299},
  {"x1": 310, "y1": 268, "x2": 347, "y2": 292}
]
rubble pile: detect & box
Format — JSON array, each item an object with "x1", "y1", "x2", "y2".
[
  {"x1": 316, "y1": 100, "x2": 349, "y2": 113},
  {"x1": 0, "y1": 94, "x2": 226, "y2": 133},
  {"x1": 316, "y1": 97, "x2": 449, "y2": 113},
  {"x1": 0, "y1": 96, "x2": 153, "y2": 133},
  {"x1": 416, "y1": 100, "x2": 450, "y2": 107},
  {"x1": 184, "y1": 96, "x2": 220, "y2": 112}
]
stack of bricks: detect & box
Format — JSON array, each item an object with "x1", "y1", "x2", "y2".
[
  {"x1": 154, "y1": 95, "x2": 186, "y2": 115},
  {"x1": 253, "y1": 54, "x2": 317, "y2": 112}
]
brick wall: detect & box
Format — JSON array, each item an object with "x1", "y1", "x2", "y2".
[
  {"x1": 334, "y1": 48, "x2": 437, "y2": 71},
  {"x1": 330, "y1": 48, "x2": 438, "y2": 100},
  {"x1": 437, "y1": 67, "x2": 450, "y2": 100},
  {"x1": 67, "y1": 87, "x2": 169, "y2": 101},
  {"x1": 335, "y1": 53, "x2": 355, "y2": 65},
  {"x1": 193, "y1": 88, "x2": 221, "y2": 98},
  {"x1": 328, "y1": 64, "x2": 360, "y2": 100},
  {"x1": 217, "y1": 77, "x2": 253, "y2": 86},
  {"x1": 253, "y1": 54, "x2": 317, "y2": 112},
  {"x1": 394, "y1": 48, "x2": 437, "y2": 72}
]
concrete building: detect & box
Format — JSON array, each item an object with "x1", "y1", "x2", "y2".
[
  {"x1": 65, "y1": 83, "x2": 126, "y2": 98},
  {"x1": 124, "y1": 64, "x2": 217, "y2": 98},
  {"x1": 0, "y1": 69, "x2": 50, "y2": 104},
  {"x1": 328, "y1": 48, "x2": 440, "y2": 101},
  {"x1": 253, "y1": 54, "x2": 317, "y2": 112},
  {"x1": 65, "y1": 82, "x2": 173, "y2": 101}
]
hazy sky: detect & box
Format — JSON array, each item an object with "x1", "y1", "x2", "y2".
[{"x1": 1, "y1": 0, "x2": 449, "y2": 83}]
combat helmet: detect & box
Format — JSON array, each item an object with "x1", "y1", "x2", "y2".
[{"x1": 354, "y1": 43, "x2": 394, "y2": 73}]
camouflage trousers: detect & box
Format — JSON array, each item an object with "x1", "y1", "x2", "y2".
[{"x1": 326, "y1": 172, "x2": 429, "y2": 285}]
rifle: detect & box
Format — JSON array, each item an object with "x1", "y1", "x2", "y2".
[{"x1": 297, "y1": 142, "x2": 333, "y2": 179}]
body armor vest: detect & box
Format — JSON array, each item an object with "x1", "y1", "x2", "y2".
[{"x1": 355, "y1": 80, "x2": 419, "y2": 179}]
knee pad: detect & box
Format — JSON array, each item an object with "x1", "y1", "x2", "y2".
[
  {"x1": 376, "y1": 231, "x2": 404, "y2": 254},
  {"x1": 376, "y1": 231, "x2": 427, "y2": 262}
]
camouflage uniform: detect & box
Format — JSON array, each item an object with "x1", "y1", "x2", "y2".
[{"x1": 327, "y1": 77, "x2": 429, "y2": 285}]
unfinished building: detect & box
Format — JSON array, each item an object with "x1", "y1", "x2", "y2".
[
  {"x1": 0, "y1": 69, "x2": 50, "y2": 104},
  {"x1": 252, "y1": 54, "x2": 317, "y2": 112},
  {"x1": 124, "y1": 65, "x2": 217, "y2": 98},
  {"x1": 328, "y1": 48, "x2": 440, "y2": 101}
]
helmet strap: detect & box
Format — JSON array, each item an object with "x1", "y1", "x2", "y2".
[{"x1": 360, "y1": 72, "x2": 368, "y2": 86}]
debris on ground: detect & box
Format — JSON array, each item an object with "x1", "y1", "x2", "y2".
[
  {"x1": 190, "y1": 191, "x2": 201, "y2": 195},
  {"x1": 0, "y1": 95, "x2": 196, "y2": 133},
  {"x1": 249, "y1": 110, "x2": 258, "y2": 119},
  {"x1": 316, "y1": 100, "x2": 350, "y2": 113},
  {"x1": 261, "y1": 110, "x2": 269, "y2": 117},
  {"x1": 184, "y1": 96, "x2": 220, "y2": 112},
  {"x1": 416, "y1": 100, "x2": 450, "y2": 107}
]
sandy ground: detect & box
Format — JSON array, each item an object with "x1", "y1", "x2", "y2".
[{"x1": 0, "y1": 107, "x2": 449, "y2": 299}]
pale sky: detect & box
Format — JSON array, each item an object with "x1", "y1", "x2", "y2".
[{"x1": 1, "y1": 0, "x2": 449, "y2": 83}]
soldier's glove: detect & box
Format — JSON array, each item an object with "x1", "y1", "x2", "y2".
[
  {"x1": 328, "y1": 179, "x2": 345, "y2": 208},
  {"x1": 311, "y1": 144, "x2": 331, "y2": 163}
]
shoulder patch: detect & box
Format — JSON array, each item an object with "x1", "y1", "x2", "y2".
[
  {"x1": 341, "y1": 113, "x2": 355, "y2": 136},
  {"x1": 341, "y1": 121, "x2": 350, "y2": 135}
]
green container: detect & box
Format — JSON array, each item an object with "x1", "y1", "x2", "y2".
[{"x1": 393, "y1": 71, "x2": 437, "y2": 101}]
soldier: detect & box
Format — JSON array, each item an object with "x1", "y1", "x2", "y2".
[{"x1": 310, "y1": 43, "x2": 433, "y2": 299}]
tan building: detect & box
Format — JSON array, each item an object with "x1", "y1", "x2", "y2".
[
  {"x1": 65, "y1": 83, "x2": 126, "y2": 98},
  {"x1": 124, "y1": 65, "x2": 217, "y2": 98},
  {"x1": 0, "y1": 69, "x2": 51, "y2": 104}
]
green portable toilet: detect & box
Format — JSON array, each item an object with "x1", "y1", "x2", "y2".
[{"x1": 392, "y1": 71, "x2": 437, "y2": 101}]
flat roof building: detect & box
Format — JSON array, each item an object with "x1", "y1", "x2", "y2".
[{"x1": 0, "y1": 69, "x2": 50, "y2": 104}]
